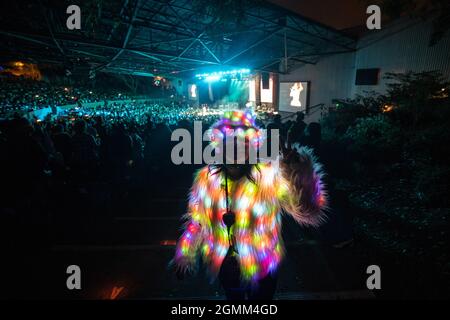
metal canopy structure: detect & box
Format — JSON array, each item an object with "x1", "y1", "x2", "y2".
[{"x1": 0, "y1": 0, "x2": 356, "y2": 78}]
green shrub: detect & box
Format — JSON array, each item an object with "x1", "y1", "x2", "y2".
[
  {"x1": 344, "y1": 115, "x2": 401, "y2": 162},
  {"x1": 384, "y1": 71, "x2": 449, "y2": 127}
]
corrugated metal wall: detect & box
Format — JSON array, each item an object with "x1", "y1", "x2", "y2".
[
  {"x1": 280, "y1": 14, "x2": 450, "y2": 122},
  {"x1": 279, "y1": 51, "x2": 355, "y2": 122},
  {"x1": 353, "y1": 15, "x2": 450, "y2": 96}
]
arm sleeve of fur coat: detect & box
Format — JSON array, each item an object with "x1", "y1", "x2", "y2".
[
  {"x1": 277, "y1": 145, "x2": 328, "y2": 227},
  {"x1": 170, "y1": 167, "x2": 210, "y2": 274}
]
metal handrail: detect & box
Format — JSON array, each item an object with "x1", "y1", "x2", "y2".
[{"x1": 280, "y1": 103, "x2": 325, "y2": 121}]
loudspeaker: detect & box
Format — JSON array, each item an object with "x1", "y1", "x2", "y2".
[
  {"x1": 262, "y1": 72, "x2": 270, "y2": 89},
  {"x1": 355, "y1": 68, "x2": 379, "y2": 85},
  {"x1": 279, "y1": 58, "x2": 287, "y2": 73}
]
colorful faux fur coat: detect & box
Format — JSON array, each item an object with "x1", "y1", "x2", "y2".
[{"x1": 172, "y1": 146, "x2": 328, "y2": 283}]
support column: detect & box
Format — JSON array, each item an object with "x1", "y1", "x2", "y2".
[
  {"x1": 255, "y1": 72, "x2": 261, "y2": 107},
  {"x1": 272, "y1": 72, "x2": 279, "y2": 112}
]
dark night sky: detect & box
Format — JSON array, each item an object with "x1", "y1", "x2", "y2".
[{"x1": 270, "y1": 0, "x2": 368, "y2": 30}]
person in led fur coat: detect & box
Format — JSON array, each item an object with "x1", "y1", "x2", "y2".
[{"x1": 171, "y1": 110, "x2": 328, "y2": 300}]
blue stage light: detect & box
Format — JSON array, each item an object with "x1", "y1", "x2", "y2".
[
  {"x1": 205, "y1": 75, "x2": 221, "y2": 82},
  {"x1": 196, "y1": 68, "x2": 251, "y2": 81}
]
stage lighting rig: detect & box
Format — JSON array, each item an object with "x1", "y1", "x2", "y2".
[{"x1": 195, "y1": 68, "x2": 251, "y2": 82}]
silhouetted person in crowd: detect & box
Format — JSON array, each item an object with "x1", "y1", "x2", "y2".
[
  {"x1": 3, "y1": 117, "x2": 47, "y2": 209},
  {"x1": 145, "y1": 123, "x2": 172, "y2": 166},
  {"x1": 107, "y1": 123, "x2": 133, "y2": 182},
  {"x1": 129, "y1": 123, "x2": 144, "y2": 174},
  {"x1": 52, "y1": 124, "x2": 72, "y2": 164},
  {"x1": 288, "y1": 112, "x2": 307, "y2": 144},
  {"x1": 304, "y1": 122, "x2": 322, "y2": 156},
  {"x1": 70, "y1": 119, "x2": 99, "y2": 181},
  {"x1": 93, "y1": 116, "x2": 107, "y2": 138},
  {"x1": 32, "y1": 121, "x2": 56, "y2": 157},
  {"x1": 266, "y1": 114, "x2": 282, "y2": 133},
  {"x1": 86, "y1": 120, "x2": 99, "y2": 143}
]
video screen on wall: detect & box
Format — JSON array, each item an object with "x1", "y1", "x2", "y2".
[
  {"x1": 188, "y1": 84, "x2": 198, "y2": 100},
  {"x1": 279, "y1": 81, "x2": 309, "y2": 113}
]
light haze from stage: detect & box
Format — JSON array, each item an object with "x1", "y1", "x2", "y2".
[{"x1": 279, "y1": 81, "x2": 309, "y2": 113}]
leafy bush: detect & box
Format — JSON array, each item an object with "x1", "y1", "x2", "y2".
[
  {"x1": 412, "y1": 161, "x2": 450, "y2": 207},
  {"x1": 384, "y1": 71, "x2": 449, "y2": 127},
  {"x1": 344, "y1": 115, "x2": 401, "y2": 162},
  {"x1": 321, "y1": 70, "x2": 450, "y2": 207}
]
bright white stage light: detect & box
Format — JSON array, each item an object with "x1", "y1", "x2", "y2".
[{"x1": 205, "y1": 75, "x2": 221, "y2": 82}]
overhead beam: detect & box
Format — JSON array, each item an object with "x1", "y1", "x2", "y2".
[
  {"x1": 166, "y1": 3, "x2": 221, "y2": 63},
  {"x1": 0, "y1": 30, "x2": 220, "y2": 67},
  {"x1": 171, "y1": 31, "x2": 206, "y2": 61},
  {"x1": 107, "y1": 0, "x2": 129, "y2": 42},
  {"x1": 223, "y1": 28, "x2": 282, "y2": 64},
  {"x1": 244, "y1": 12, "x2": 354, "y2": 51},
  {"x1": 131, "y1": 28, "x2": 263, "y2": 48},
  {"x1": 105, "y1": 0, "x2": 142, "y2": 69},
  {"x1": 39, "y1": 1, "x2": 65, "y2": 57}
]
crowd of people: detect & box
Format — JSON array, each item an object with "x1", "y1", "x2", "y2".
[
  {"x1": 0, "y1": 96, "x2": 318, "y2": 199},
  {"x1": 0, "y1": 76, "x2": 132, "y2": 116},
  {"x1": 67, "y1": 101, "x2": 223, "y2": 126},
  {"x1": 2, "y1": 80, "x2": 359, "y2": 302},
  {"x1": 0, "y1": 77, "x2": 326, "y2": 255}
]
